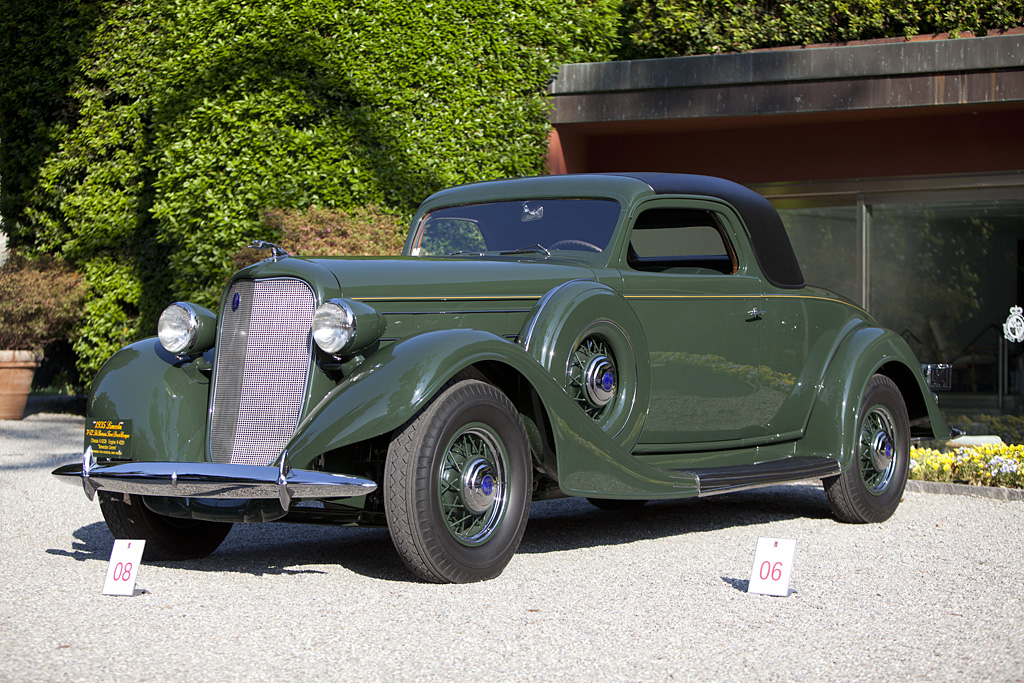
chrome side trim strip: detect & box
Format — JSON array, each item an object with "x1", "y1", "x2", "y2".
[
  {"x1": 381, "y1": 309, "x2": 534, "y2": 316},
  {"x1": 52, "y1": 448, "x2": 377, "y2": 510}
]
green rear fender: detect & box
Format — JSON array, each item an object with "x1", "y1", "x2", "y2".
[
  {"x1": 284, "y1": 329, "x2": 693, "y2": 498},
  {"x1": 796, "y1": 326, "x2": 950, "y2": 469},
  {"x1": 87, "y1": 338, "x2": 210, "y2": 462}
]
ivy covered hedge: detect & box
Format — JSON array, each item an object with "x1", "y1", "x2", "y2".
[
  {"x1": 1, "y1": 0, "x2": 617, "y2": 379},
  {"x1": 618, "y1": 0, "x2": 1024, "y2": 58},
  {"x1": 4, "y1": 0, "x2": 1022, "y2": 383}
]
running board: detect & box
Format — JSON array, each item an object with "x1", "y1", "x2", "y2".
[{"x1": 674, "y1": 456, "x2": 842, "y2": 497}]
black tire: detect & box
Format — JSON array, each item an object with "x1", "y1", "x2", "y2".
[
  {"x1": 98, "y1": 491, "x2": 232, "y2": 561},
  {"x1": 824, "y1": 374, "x2": 910, "y2": 523},
  {"x1": 384, "y1": 379, "x2": 532, "y2": 583},
  {"x1": 587, "y1": 498, "x2": 648, "y2": 511}
]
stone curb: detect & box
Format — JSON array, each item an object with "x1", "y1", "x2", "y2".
[{"x1": 905, "y1": 479, "x2": 1024, "y2": 501}]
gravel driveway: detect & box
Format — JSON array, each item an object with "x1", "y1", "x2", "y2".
[{"x1": 2, "y1": 413, "x2": 1022, "y2": 682}]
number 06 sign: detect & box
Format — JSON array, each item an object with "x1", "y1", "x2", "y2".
[
  {"x1": 748, "y1": 537, "x2": 796, "y2": 597},
  {"x1": 103, "y1": 539, "x2": 146, "y2": 596}
]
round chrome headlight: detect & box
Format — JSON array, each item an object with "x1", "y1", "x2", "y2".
[
  {"x1": 312, "y1": 300, "x2": 356, "y2": 354},
  {"x1": 312, "y1": 298, "x2": 384, "y2": 356},
  {"x1": 158, "y1": 302, "x2": 216, "y2": 355}
]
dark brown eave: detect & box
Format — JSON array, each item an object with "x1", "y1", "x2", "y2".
[
  {"x1": 550, "y1": 33, "x2": 1024, "y2": 121},
  {"x1": 547, "y1": 33, "x2": 1024, "y2": 186}
]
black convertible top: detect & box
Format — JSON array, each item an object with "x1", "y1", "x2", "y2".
[{"x1": 612, "y1": 173, "x2": 805, "y2": 290}]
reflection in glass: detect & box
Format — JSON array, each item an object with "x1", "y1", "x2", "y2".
[
  {"x1": 870, "y1": 199, "x2": 1024, "y2": 392},
  {"x1": 778, "y1": 207, "x2": 858, "y2": 301},
  {"x1": 410, "y1": 199, "x2": 620, "y2": 257}
]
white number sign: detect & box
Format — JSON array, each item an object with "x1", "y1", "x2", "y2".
[
  {"x1": 748, "y1": 537, "x2": 796, "y2": 597},
  {"x1": 103, "y1": 539, "x2": 146, "y2": 596}
]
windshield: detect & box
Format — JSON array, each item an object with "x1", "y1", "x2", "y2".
[{"x1": 409, "y1": 199, "x2": 620, "y2": 257}]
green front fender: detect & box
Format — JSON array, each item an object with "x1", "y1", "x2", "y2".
[
  {"x1": 796, "y1": 325, "x2": 950, "y2": 469},
  {"x1": 87, "y1": 338, "x2": 210, "y2": 463},
  {"x1": 283, "y1": 329, "x2": 697, "y2": 498},
  {"x1": 284, "y1": 330, "x2": 540, "y2": 467}
]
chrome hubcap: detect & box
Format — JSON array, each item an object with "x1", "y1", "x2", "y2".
[
  {"x1": 584, "y1": 356, "x2": 616, "y2": 408},
  {"x1": 461, "y1": 458, "x2": 498, "y2": 514},
  {"x1": 871, "y1": 431, "x2": 894, "y2": 472}
]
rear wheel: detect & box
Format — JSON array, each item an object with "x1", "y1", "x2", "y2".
[
  {"x1": 98, "y1": 491, "x2": 232, "y2": 560},
  {"x1": 824, "y1": 374, "x2": 910, "y2": 523},
  {"x1": 384, "y1": 379, "x2": 531, "y2": 583}
]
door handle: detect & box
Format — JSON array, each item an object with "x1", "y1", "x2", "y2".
[{"x1": 748, "y1": 307, "x2": 766, "y2": 320}]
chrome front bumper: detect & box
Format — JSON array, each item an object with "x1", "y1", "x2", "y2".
[{"x1": 52, "y1": 448, "x2": 378, "y2": 511}]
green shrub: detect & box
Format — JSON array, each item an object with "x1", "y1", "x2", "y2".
[
  {"x1": 3, "y1": 0, "x2": 618, "y2": 379},
  {"x1": 617, "y1": 0, "x2": 1024, "y2": 58}
]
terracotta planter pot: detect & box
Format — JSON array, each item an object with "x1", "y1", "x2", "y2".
[{"x1": 0, "y1": 350, "x2": 42, "y2": 420}]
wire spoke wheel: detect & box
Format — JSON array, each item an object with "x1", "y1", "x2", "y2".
[
  {"x1": 384, "y1": 378, "x2": 531, "y2": 583},
  {"x1": 566, "y1": 334, "x2": 617, "y2": 421},
  {"x1": 437, "y1": 424, "x2": 509, "y2": 546},
  {"x1": 858, "y1": 405, "x2": 898, "y2": 495},
  {"x1": 824, "y1": 374, "x2": 910, "y2": 523}
]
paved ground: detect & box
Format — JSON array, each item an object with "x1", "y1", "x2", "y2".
[{"x1": 2, "y1": 413, "x2": 1023, "y2": 682}]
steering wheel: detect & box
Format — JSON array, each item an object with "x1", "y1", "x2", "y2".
[{"x1": 549, "y1": 239, "x2": 601, "y2": 253}]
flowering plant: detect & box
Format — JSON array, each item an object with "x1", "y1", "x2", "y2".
[{"x1": 910, "y1": 444, "x2": 1024, "y2": 489}]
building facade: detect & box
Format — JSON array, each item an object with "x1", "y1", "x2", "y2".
[{"x1": 548, "y1": 32, "x2": 1024, "y2": 410}]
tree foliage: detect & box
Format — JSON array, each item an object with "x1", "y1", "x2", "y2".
[
  {"x1": 618, "y1": 0, "x2": 1024, "y2": 58},
  {"x1": 1, "y1": 0, "x2": 618, "y2": 379}
]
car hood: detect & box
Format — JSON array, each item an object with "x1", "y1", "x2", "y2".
[{"x1": 304, "y1": 256, "x2": 600, "y2": 302}]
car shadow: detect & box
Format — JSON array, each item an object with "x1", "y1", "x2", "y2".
[
  {"x1": 46, "y1": 522, "x2": 116, "y2": 563},
  {"x1": 50, "y1": 484, "x2": 832, "y2": 583},
  {"x1": 518, "y1": 483, "x2": 832, "y2": 554}
]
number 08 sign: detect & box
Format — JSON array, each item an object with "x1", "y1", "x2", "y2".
[
  {"x1": 748, "y1": 537, "x2": 796, "y2": 597},
  {"x1": 103, "y1": 539, "x2": 146, "y2": 596}
]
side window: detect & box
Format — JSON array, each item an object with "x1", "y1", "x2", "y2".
[{"x1": 627, "y1": 208, "x2": 736, "y2": 275}]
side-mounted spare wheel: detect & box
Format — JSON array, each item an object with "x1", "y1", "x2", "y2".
[
  {"x1": 824, "y1": 374, "x2": 911, "y2": 523},
  {"x1": 520, "y1": 281, "x2": 650, "y2": 449},
  {"x1": 98, "y1": 491, "x2": 232, "y2": 560},
  {"x1": 384, "y1": 378, "x2": 532, "y2": 583}
]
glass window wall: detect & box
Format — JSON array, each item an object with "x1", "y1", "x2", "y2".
[
  {"x1": 777, "y1": 206, "x2": 858, "y2": 302},
  {"x1": 775, "y1": 191, "x2": 1024, "y2": 399}
]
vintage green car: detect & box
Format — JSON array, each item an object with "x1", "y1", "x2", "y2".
[{"x1": 55, "y1": 173, "x2": 951, "y2": 583}]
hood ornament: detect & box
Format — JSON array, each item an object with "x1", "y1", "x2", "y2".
[{"x1": 248, "y1": 240, "x2": 289, "y2": 262}]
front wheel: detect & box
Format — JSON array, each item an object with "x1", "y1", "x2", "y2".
[
  {"x1": 824, "y1": 374, "x2": 910, "y2": 523},
  {"x1": 98, "y1": 492, "x2": 232, "y2": 560},
  {"x1": 384, "y1": 379, "x2": 532, "y2": 583}
]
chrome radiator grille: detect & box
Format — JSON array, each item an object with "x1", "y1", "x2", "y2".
[{"x1": 210, "y1": 278, "x2": 316, "y2": 466}]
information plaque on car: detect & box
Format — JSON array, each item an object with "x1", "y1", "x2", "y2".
[{"x1": 85, "y1": 419, "x2": 133, "y2": 459}]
